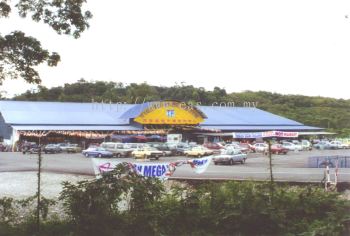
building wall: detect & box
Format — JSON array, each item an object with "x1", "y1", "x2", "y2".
[{"x1": 0, "y1": 113, "x2": 12, "y2": 140}]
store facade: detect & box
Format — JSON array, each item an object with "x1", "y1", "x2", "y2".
[{"x1": 0, "y1": 100, "x2": 323, "y2": 147}]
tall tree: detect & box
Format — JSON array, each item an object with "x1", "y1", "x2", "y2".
[{"x1": 0, "y1": 0, "x2": 92, "y2": 84}]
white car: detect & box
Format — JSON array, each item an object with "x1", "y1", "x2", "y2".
[
  {"x1": 184, "y1": 146, "x2": 213, "y2": 157},
  {"x1": 301, "y1": 140, "x2": 312, "y2": 151},
  {"x1": 252, "y1": 143, "x2": 268, "y2": 153},
  {"x1": 329, "y1": 141, "x2": 349, "y2": 149},
  {"x1": 212, "y1": 149, "x2": 247, "y2": 165},
  {"x1": 131, "y1": 147, "x2": 163, "y2": 159},
  {"x1": 282, "y1": 142, "x2": 302, "y2": 151}
]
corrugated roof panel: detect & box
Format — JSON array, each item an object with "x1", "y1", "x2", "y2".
[
  {"x1": 0, "y1": 101, "x2": 322, "y2": 131},
  {"x1": 0, "y1": 101, "x2": 132, "y2": 125},
  {"x1": 12, "y1": 125, "x2": 141, "y2": 131},
  {"x1": 197, "y1": 106, "x2": 302, "y2": 126}
]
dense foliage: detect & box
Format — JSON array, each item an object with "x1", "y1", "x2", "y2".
[
  {"x1": 0, "y1": 0, "x2": 91, "y2": 84},
  {"x1": 12, "y1": 79, "x2": 350, "y2": 136},
  {"x1": 0, "y1": 165, "x2": 349, "y2": 236}
]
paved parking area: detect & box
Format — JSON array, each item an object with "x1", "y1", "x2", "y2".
[{"x1": 1, "y1": 149, "x2": 350, "y2": 182}]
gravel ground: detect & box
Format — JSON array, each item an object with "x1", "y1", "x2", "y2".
[{"x1": 0, "y1": 171, "x2": 93, "y2": 199}]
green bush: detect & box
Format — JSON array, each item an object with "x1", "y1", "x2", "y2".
[{"x1": 1, "y1": 165, "x2": 349, "y2": 235}]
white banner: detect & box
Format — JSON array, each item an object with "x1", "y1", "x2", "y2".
[
  {"x1": 91, "y1": 158, "x2": 122, "y2": 175},
  {"x1": 232, "y1": 130, "x2": 299, "y2": 139},
  {"x1": 187, "y1": 156, "x2": 212, "y2": 174}
]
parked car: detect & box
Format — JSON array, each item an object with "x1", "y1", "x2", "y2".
[
  {"x1": 184, "y1": 146, "x2": 213, "y2": 157},
  {"x1": 168, "y1": 143, "x2": 191, "y2": 156},
  {"x1": 329, "y1": 141, "x2": 349, "y2": 149},
  {"x1": 100, "y1": 142, "x2": 133, "y2": 157},
  {"x1": 154, "y1": 145, "x2": 174, "y2": 156},
  {"x1": 82, "y1": 147, "x2": 113, "y2": 158},
  {"x1": 281, "y1": 142, "x2": 302, "y2": 151},
  {"x1": 66, "y1": 144, "x2": 82, "y2": 153},
  {"x1": 251, "y1": 143, "x2": 268, "y2": 153},
  {"x1": 238, "y1": 143, "x2": 253, "y2": 153},
  {"x1": 57, "y1": 143, "x2": 71, "y2": 152},
  {"x1": 224, "y1": 143, "x2": 245, "y2": 154},
  {"x1": 43, "y1": 144, "x2": 61, "y2": 154},
  {"x1": 314, "y1": 141, "x2": 331, "y2": 150},
  {"x1": 203, "y1": 142, "x2": 225, "y2": 150},
  {"x1": 264, "y1": 144, "x2": 288, "y2": 155},
  {"x1": 131, "y1": 147, "x2": 163, "y2": 160},
  {"x1": 212, "y1": 149, "x2": 247, "y2": 165},
  {"x1": 301, "y1": 140, "x2": 312, "y2": 151},
  {"x1": 22, "y1": 144, "x2": 41, "y2": 154}
]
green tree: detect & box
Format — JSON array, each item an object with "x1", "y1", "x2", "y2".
[{"x1": 0, "y1": 0, "x2": 92, "y2": 85}]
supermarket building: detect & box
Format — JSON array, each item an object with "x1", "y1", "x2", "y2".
[{"x1": 0, "y1": 100, "x2": 324, "y2": 147}]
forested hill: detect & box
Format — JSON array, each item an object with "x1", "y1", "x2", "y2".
[{"x1": 9, "y1": 79, "x2": 350, "y2": 136}]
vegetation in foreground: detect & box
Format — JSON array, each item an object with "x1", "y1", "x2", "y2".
[
  {"x1": 9, "y1": 80, "x2": 350, "y2": 136},
  {"x1": 0, "y1": 164, "x2": 349, "y2": 236}
]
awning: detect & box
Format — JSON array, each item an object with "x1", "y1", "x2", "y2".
[{"x1": 199, "y1": 125, "x2": 323, "y2": 131}]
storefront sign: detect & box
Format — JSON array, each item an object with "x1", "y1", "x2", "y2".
[
  {"x1": 232, "y1": 131, "x2": 299, "y2": 139},
  {"x1": 134, "y1": 101, "x2": 205, "y2": 125}
]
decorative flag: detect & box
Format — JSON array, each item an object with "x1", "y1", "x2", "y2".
[
  {"x1": 91, "y1": 158, "x2": 122, "y2": 175},
  {"x1": 187, "y1": 156, "x2": 213, "y2": 174}
]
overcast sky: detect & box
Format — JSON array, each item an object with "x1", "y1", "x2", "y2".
[{"x1": 1, "y1": 0, "x2": 350, "y2": 99}]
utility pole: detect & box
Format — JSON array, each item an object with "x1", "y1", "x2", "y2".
[
  {"x1": 37, "y1": 135, "x2": 42, "y2": 233},
  {"x1": 268, "y1": 140, "x2": 274, "y2": 183}
]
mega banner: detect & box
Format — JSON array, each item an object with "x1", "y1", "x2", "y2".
[
  {"x1": 131, "y1": 162, "x2": 175, "y2": 179},
  {"x1": 91, "y1": 156, "x2": 213, "y2": 179},
  {"x1": 232, "y1": 131, "x2": 299, "y2": 139}
]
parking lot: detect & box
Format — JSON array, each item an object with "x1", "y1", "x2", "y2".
[{"x1": 1, "y1": 148, "x2": 350, "y2": 182}]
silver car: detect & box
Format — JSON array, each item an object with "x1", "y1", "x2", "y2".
[{"x1": 212, "y1": 149, "x2": 247, "y2": 165}]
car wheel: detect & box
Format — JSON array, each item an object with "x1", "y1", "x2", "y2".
[
  {"x1": 241, "y1": 159, "x2": 245, "y2": 164},
  {"x1": 85, "y1": 153, "x2": 89, "y2": 157},
  {"x1": 229, "y1": 159, "x2": 234, "y2": 165},
  {"x1": 116, "y1": 153, "x2": 122, "y2": 158},
  {"x1": 98, "y1": 153, "x2": 102, "y2": 158},
  {"x1": 214, "y1": 162, "x2": 218, "y2": 165}
]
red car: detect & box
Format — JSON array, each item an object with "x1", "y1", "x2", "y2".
[
  {"x1": 203, "y1": 142, "x2": 224, "y2": 154},
  {"x1": 238, "y1": 143, "x2": 253, "y2": 153},
  {"x1": 203, "y1": 142, "x2": 224, "y2": 150},
  {"x1": 265, "y1": 144, "x2": 288, "y2": 155}
]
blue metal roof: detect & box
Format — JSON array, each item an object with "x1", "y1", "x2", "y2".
[
  {"x1": 0, "y1": 101, "x2": 323, "y2": 132},
  {"x1": 119, "y1": 102, "x2": 153, "y2": 119},
  {"x1": 11, "y1": 125, "x2": 141, "y2": 131},
  {"x1": 197, "y1": 106, "x2": 302, "y2": 126},
  {"x1": 0, "y1": 101, "x2": 133, "y2": 125}
]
